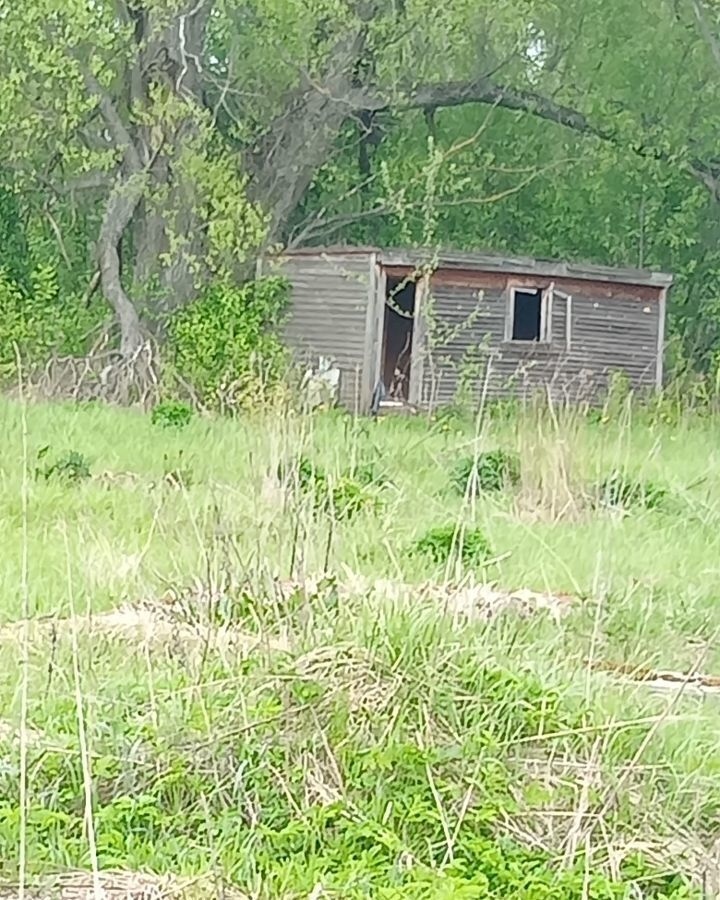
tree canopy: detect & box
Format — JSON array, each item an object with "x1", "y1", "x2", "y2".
[{"x1": 2, "y1": 0, "x2": 720, "y2": 367}]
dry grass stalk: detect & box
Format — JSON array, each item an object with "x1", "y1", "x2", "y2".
[{"x1": 25, "y1": 335, "x2": 162, "y2": 410}]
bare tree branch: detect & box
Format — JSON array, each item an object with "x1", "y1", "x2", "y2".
[
  {"x1": 352, "y1": 75, "x2": 720, "y2": 199},
  {"x1": 80, "y1": 68, "x2": 142, "y2": 171},
  {"x1": 43, "y1": 207, "x2": 73, "y2": 270},
  {"x1": 176, "y1": 0, "x2": 210, "y2": 96},
  {"x1": 360, "y1": 77, "x2": 610, "y2": 141}
]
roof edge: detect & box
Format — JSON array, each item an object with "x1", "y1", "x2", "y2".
[{"x1": 273, "y1": 245, "x2": 673, "y2": 288}]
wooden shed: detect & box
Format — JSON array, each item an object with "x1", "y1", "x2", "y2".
[{"x1": 261, "y1": 246, "x2": 672, "y2": 412}]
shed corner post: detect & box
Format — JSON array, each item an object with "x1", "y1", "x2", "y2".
[
  {"x1": 656, "y1": 286, "x2": 668, "y2": 390},
  {"x1": 361, "y1": 251, "x2": 380, "y2": 412}
]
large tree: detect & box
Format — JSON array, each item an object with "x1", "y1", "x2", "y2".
[{"x1": 3, "y1": 0, "x2": 720, "y2": 360}]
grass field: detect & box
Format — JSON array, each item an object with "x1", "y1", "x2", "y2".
[{"x1": 1, "y1": 395, "x2": 720, "y2": 898}]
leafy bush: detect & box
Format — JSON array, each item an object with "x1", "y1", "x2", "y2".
[
  {"x1": 0, "y1": 265, "x2": 103, "y2": 380},
  {"x1": 452, "y1": 449, "x2": 521, "y2": 495},
  {"x1": 151, "y1": 400, "x2": 193, "y2": 429},
  {"x1": 595, "y1": 471, "x2": 667, "y2": 510},
  {"x1": 414, "y1": 524, "x2": 493, "y2": 566},
  {"x1": 288, "y1": 455, "x2": 383, "y2": 519},
  {"x1": 36, "y1": 448, "x2": 91, "y2": 483},
  {"x1": 166, "y1": 276, "x2": 289, "y2": 411}
]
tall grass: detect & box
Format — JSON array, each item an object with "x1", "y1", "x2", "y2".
[{"x1": 0, "y1": 395, "x2": 718, "y2": 897}]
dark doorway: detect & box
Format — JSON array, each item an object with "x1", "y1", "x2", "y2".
[
  {"x1": 382, "y1": 277, "x2": 416, "y2": 400},
  {"x1": 511, "y1": 289, "x2": 543, "y2": 341}
]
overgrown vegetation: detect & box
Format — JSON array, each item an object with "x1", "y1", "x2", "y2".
[
  {"x1": 291, "y1": 454, "x2": 387, "y2": 519},
  {"x1": 0, "y1": 265, "x2": 103, "y2": 379},
  {"x1": 452, "y1": 449, "x2": 521, "y2": 495},
  {"x1": 2, "y1": 0, "x2": 720, "y2": 383},
  {"x1": 595, "y1": 471, "x2": 668, "y2": 511},
  {"x1": 414, "y1": 524, "x2": 494, "y2": 566},
  {"x1": 165, "y1": 277, "x2": 289, "y2": 411},
  {"x1": 6, "y1": 0, "x2": 720, "y2": 892},
  {"x1": 35, "y1": 447, "x2": 91, "y2": 483},
  {"x1": 0, "y1": 398, "x2": 718, "y2": 896},
  {"x1": 151, "y1": 400, "x2": 193, "y2": 429}
]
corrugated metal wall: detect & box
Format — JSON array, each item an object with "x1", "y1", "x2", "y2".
[
  {"x1": 274, "y1": 253, "x2": 374, "y2": 410},
  {"x1": 419, "y1": 277, "x2": 661, "y2": 408}
]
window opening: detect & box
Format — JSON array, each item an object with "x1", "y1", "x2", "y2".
[{"x1": 511, "y1": 288, "x2": 544, "y2": 341}]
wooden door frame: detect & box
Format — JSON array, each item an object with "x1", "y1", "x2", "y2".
[{"x1": 408, "y1": 273, "x2": 429, "y2": 406}]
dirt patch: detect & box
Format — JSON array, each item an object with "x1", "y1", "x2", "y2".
[
  {"x1": 0, "y1": 603, "x2": 289, "y2": 657},
  {"x1": 589, "y1": 659, "x2": 720, "y2": 695},
  {"x1": 0, "y1": 573, "x2": 573, "y2": 659},
  {"x1": 0, "y1": 870, "x2": 247, "y2": 900},
  {"x1": 335, "y1": 571, "x2": 576, "y2": 625},
  {"x1": 0, "y1": 719, "x2": 43, "y2": 745}
]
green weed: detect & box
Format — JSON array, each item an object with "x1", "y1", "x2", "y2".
[
  {"x1": 151, "y1": 400, "x2": 193, "y2": 429},
  {"x1": 35, "y1": 447, "x2": 91, "y2": 482},
  {"x1": 452, "y1": 449, "x2": 521, "y2": 495},
  {"x1": 414, "y1": 524, "x2": 493, "y2": 566},
  {"x1": 0, "y1": 396, "x2": 714, "y2": 897},
  {"x1": 595, "y1": 470, "x2": 668, "y2": 510}
]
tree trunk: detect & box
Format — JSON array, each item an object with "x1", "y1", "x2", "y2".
[
  {"x1": 132, "y1": 178, "x2": 206, "y2": 315},
  {"x1": 99, "y1": 173, "x2": 148, "y2": 355},
  {"x1": 128, "y1": 1, "x2": 211, "y2": 313},
  {"x1": 250, "y1": 33, "x2": 366, "y2": 246}
]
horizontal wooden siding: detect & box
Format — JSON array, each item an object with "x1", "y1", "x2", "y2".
[
  {"x1": 418, "y1": 273, "x2": 661, "y2": 408},
  {"x1": 276, "y1": 253, "x2": 373, "y2": 409}
]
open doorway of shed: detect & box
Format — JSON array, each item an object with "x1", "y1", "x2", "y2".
[{"x1": 382, "y1": 276, "x2": 416, "y2": 400}]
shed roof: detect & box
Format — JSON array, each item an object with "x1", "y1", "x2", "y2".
[{"x1": 278, "y1": 245, "x2": 673, "y2": 289}]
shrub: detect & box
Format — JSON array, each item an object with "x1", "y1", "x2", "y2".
[
  {"x1": 414, "y1": 524, "x2": 493, "y2": 566},
  {"x1": 287, "y1": 455, "x2": 383, "y2": 520},
  {"x1": 166, "y1": 276, "x2": 289, "y2": 411},
  {"x1": 36, "y1": 448, "x2": 91, "y2": 483},
  {"x1": 452, "y1": 449, "x2": 521, "y2": 495},
  {"x1": 0, "y1": 265, "x2": 103, "y2": 381},
  {"x1": 595, "y1": 471, "x2": 667, "y2": 510},
  {"x1": 151, "y1": 400, "x2": 193, "y2": 429}
]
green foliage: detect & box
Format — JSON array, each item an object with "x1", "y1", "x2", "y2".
[
  {"x1": 166, "y1": 277, "x2": 289, "y2": 411},
  {"x1": 174, "y1": 130, "x2": 268, "y2": 276},
  {"x1": 0, "y1": 722, "x2": 687, "y2": 898},
  {"x1": 290, "y1": 455, "x2": 385, "y2": 519},
  {"x1": 595, "y1": 471, "x2": 668, "y2": 510},
  {"x1": 414, "y1": 524, "x2": 493, "y2": 566},
  {"x1": 0, "y1": 399, "x2": 712, "y2": 896},
  {"x1": 3, "y1": 0, "x2": 720, "y2": 377},
  {"x1": 452, "y1": 449, "x2": 521, "y2": 495},
  {"x1": 35, "y1": 447, "x2": 91, "y2": 483},
  {"x1": 0, "y1": 265, "x2": 102, "y2": 380},
  {"x1": 151, "y1": 400, "x2": 193, "y2": 429}
]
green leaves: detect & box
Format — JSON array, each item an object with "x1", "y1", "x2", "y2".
[
  {"x1": 166, "y1": 276, "x2": 289, "y2": 410},
  {"x1": 1, "y1": 0, "x2": 720, "y2": 371}
]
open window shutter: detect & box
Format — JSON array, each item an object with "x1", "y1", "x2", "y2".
[
  {"x1": 548, "y1": 281, "x2": 573, "y2": 348},
  {"x1": 543, "y1": 283, "x2": 554, "y2": 341}
]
